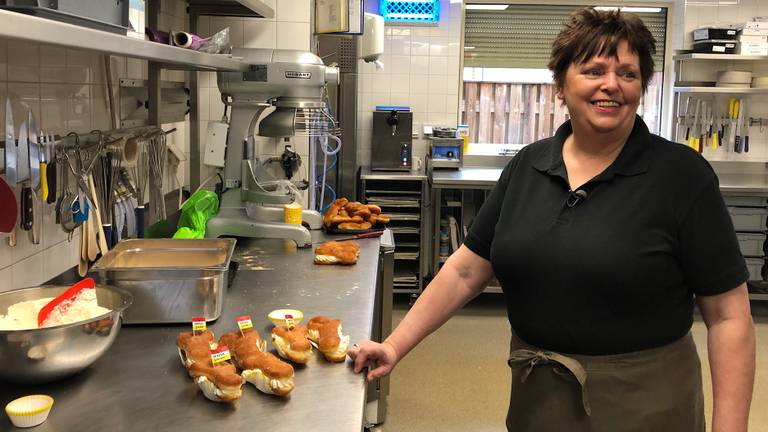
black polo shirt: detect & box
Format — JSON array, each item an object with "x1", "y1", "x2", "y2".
[{"x1": 464, "y1": 116, "x2": 748, "y2": 355}]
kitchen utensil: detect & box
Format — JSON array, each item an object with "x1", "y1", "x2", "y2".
[
  {"x1": 88, "y1": 174, "x2": 109, "y2": 254},
  {"x1": 28, "y1": 111, "x2": 40, "y2": 190},
  {"x1": 735, "y1": 98, "x2": 744, "y2": 153},
  {"x1": 18, "y1": 122, "x2": 33, "y2": 232},
  {"x1": 312, "y1": 230, "x2": 384, "y2": 244},
  {"x1": 40, "y1": 132, "x2": 49, "y2": 202},
  {"x1": 0, "y1": 176, "x2": 17, "y2": 233},
  {"x1": 36, "y1": 278, "x2": 96, "y2": 327},
  {"x1": 87, "y1": 211, "x2": 98, "y2": 261},
  {"x1": 0, "y1": 284, "x2": 132, "y2": 384},
  {"x1": 4, "y1": 98, "x2": 16, "y2": 185},
  {"x1": 45, "y1": 134, "x2": 59, "y2": 204},
  {"x1": 91, "y1": 238, "x2": 236, "y2": 324}
]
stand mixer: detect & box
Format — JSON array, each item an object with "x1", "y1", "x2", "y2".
[{"x1": 204, "y1": 49, "x2": 340, "y2": 247}]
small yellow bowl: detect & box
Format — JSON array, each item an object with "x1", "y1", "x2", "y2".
[
  {"x1": 5, "y1": 395, "x2": 54, "y2": 428},
  {"x1": 268, "y1": 309, "x2": 304, "y2": 327}
]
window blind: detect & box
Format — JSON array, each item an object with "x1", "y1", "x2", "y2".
[{"x1": 464, "y1": 5, "x2": 667, "y2": 71}]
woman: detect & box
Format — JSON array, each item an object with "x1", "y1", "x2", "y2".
[{"x1": 347, "y1": 8, "x2": 755, "y2": 432}]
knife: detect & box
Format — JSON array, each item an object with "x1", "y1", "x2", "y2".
[
  {"x1": 17, "y1": 121, "x2": 29, "y2": 183},
  {"x1": 734, "y1": 98, "x2": 744, "y2": 153},
  {"x1": 27, "y1": 111, "x2": 41, "y2": 244},
  {"x1": 311, "y1": 230, "x2": 385, "y2": 245},
  {"x1": 28, "y1": 111, "x2": 40, "y2": 189},
  {"x1": 18, "y1": 123, "x2": 32, "y2": 232},
  {"x1": 5, "y1": 98, "x2": 16, "y2": 185}
]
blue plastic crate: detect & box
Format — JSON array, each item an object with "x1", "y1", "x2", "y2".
[{"x1": 380, "y1": 0, "x2": 440, "y2": 23}]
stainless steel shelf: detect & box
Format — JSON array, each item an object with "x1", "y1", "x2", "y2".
[
  {"x1": 673, "y1": 87, "x2": 768, "y2": 94},
  {"x1": 673, "y1": 53, "x2": 768, "y2": 61},
  {"x1": 0, "y1": 9, "x2": 250, "y2": 72}
]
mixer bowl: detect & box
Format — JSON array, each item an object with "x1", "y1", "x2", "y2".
[{"x1": 0, "y1": 285, "x2": 133, "y2": 384}]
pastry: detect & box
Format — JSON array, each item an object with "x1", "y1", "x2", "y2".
[
  {"x1": 314, "y1": 240, "x2": 361, "y2": 265},
  {"x1": 219, "y1": 330, "x2": 295, "y2": 396},
  {"x1": 271, "y1": 325, "x2": 313, "y2": 364},
  {"x1": 322, "y1": 198, "x2": 349, "y2": 227},
  {"x1": 307, "y1": 316, "x2": 350, "y2": 362},
  {"x1": 176, "y1": 330, "x2": 244, "y2": 403}
]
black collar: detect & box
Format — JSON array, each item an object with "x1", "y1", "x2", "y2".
[{"x1": 532, "y1": 115, "x2": 652, "y2": 183}]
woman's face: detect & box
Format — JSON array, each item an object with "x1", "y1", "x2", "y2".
[{"x1": 557, "y1": 40, "x2": 642, "y2": 136}]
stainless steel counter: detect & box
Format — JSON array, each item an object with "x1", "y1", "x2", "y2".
[
  {"x1": 430, "y1": 167, "x2": 503, "y2": 189},
  {"x1": 0, "y1": 233, "x2": 382, "y2": 432},
  {"x1": 360, "y1": 166, "x2": 428, "y2": 180},
  {"x1": 430, "y1": 168, "x2": 768, "y2": 195}
]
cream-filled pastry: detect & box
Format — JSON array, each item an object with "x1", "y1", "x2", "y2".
[
  {"x1": 307, "y1": 316, "x2": 350, "y2": 362},
  {"x1": 271, "y1": 325, "x2": 312, "y2": 364}
]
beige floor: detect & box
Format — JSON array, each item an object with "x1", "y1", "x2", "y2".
[{"x1": 373, "y1": 295, "x2": 768, "y2": 432}]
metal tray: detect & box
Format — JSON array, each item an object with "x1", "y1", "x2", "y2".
[{"x1": 91, "y1": 238, "x2": 236, "y2": 324}]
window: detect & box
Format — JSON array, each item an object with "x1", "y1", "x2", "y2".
[{"x1": 461, "y1": 4, "x2": 667, "y2": 148}]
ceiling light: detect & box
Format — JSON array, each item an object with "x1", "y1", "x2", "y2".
[{"x1": 466, "y1": 4, "x2": 509, "y2": 10}]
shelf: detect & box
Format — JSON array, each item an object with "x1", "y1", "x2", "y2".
[
  {"x1": 673, "y1": 87, "x2": 768, "y2": 94},
  {"x1": 0, "y1": 9, "x2": 250, "y2": 72},
  {"x1": 674, "y1": 53, "x2": 768, "y2": 61},
  {"x1": 188, "y1": 0, "x2": 275, "y2": 18}
]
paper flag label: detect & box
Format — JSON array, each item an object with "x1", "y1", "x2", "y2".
[
  {"x1": 211, "y1": 346, "x2": 231, "y2": 364},
  {"x1": 192, "y1": 317, "x2": 206, "y2": 332},
  {"x1": 236, "y1": 315, "x2": 253, "y2": 331}
]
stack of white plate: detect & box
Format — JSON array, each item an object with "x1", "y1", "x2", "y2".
[
  {"x1": 716, "y1": 70, "x2": 753, "y2": 88},
  {"x1": 752, "y1": 76, "x2": 768, "y2": 89}
]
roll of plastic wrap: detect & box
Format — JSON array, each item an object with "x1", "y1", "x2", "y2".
[
  {"x1": 283, "y1": 202, "x2": 302, "y2": 225},
  {"x1": 145, "y1": 28, "x2": 170, "y2": 44},
  {"x1": 752, "y1": 76, "x2": 768, "y2": 88},
  {"x1": 716, "y1": 70, "x2": 753, "y2": 84},
  {"x1": 171, "y1": 31, "x2": 205, "y2": 50}
]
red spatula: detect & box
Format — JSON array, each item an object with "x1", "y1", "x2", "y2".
[
  {"x1": 37, "y1": 277, "x2": 96, "y2": 327},
  {"x1": 0, "y1": 177, "x2": 17, "y2": 233}
]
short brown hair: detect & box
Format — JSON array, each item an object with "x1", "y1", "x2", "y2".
[{"x1": 548, "y1": 8, "x2": 657, "y2": 92}]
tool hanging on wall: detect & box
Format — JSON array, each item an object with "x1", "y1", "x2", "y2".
[{"x1": 735, "y1": 98, "x2": 745, "y2": 153}]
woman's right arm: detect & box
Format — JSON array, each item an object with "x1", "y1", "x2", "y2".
[{"x1": 348, "y1": 244, "x2": 495, "y2": 381}]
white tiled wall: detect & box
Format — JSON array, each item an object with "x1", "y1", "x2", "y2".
[
  {"x1": 356, "y1": 0, "x2": 463, "y2": 168},
  {"x1": 0, "y1": 0, "x2": 190, "y2": 291},
  {"x1": 196, "y1": 0, "x2": 312, "y2": 207}
]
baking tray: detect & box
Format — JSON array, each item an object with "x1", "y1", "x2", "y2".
[
  {"x1": 324, "y1": 226, "x2": 386, "y2": 234},
  {"x1": 91, "y1": 238, "x2": 236, "y2": 324}
]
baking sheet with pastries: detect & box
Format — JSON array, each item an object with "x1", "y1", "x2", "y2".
[{"x1": 322, "y1": 197, "x2": 390, "y2": 232}]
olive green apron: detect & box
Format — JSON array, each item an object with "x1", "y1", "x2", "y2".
[{"x1": 506, "y1": 331, "x2": 704, "y2": 432}]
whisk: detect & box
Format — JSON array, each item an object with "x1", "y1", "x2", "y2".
[
  {"x1": 130, "y1": 134, "x2": 150, "y2": 237},
  {"x1": 146, "y1": 130, "x2": 168, "y2": 220}
]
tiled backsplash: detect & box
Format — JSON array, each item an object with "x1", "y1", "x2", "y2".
[
  {"x1": 0, "y1": 0, "x2": 190, "y2": 291},
  {"x1": 356, "y1": 0, "x2": 463, "y2": 168}
]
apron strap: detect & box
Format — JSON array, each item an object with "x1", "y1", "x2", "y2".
[{"x1": 508, "y1": 348, "x2": 592, "y2": 416}]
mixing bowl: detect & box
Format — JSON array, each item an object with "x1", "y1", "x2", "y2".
[{"x1": 0, "y1": 285, "x2": 133, "y2": 384}]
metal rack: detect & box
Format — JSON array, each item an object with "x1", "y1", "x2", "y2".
[{"x1": 361, "y1": 169, "x2": 430, "y2": 295}]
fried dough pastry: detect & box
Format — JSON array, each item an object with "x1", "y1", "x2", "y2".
[
  {"x1": 177, "y1": 330, "x2": 244, "y2": 403},
  {"x1": 307, "y1": 316, "x2": 350, "y2": 362},
  {"x1": 219, "y1": 330, "x2": 295, "y2": 396},
  {"x1": 337, "y1": 221, "x2": 372, "y2": 231},
  {"x1": 314, "y1": 240, "x2": 361, "y2": 265},
  {"x1": 322, "y1": 198, "x2": 349, "y2": 227},
  {"x1": 271, "y1": 325, "x2": 313, "y2": 364},
  {"x1": 322, "y1": 197, "x2": 390, "y2": 230}
]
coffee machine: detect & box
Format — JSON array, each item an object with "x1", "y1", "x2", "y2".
[{"x1": 371, "y1": 107, "x2": 412, "y2": 171}]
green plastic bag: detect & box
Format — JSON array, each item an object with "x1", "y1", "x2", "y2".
[{"x1": 173, "y1": 190, "x2": 220, "y2": 239}]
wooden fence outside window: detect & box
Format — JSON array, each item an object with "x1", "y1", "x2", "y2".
[{"x1": 460, "y1": 71, "x2": 663, "y2": 144}]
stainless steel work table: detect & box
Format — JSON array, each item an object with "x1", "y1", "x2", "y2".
[{"x1": 0, "y1": 234, "x2": 384, "y2": 432}]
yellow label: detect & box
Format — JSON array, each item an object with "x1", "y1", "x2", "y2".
[
  {"x1": 236, "y1": 315, "x2": 253, "y2": 331},
  {"x1": 211, "y1": 347, "x2": 231, "y2": 364},
  {"x1": 192, "y1": 317, "x2": 206, "y2": 332},
  {"x1": 284, "y1": 202, "x2": 302, "y2": 225}
]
